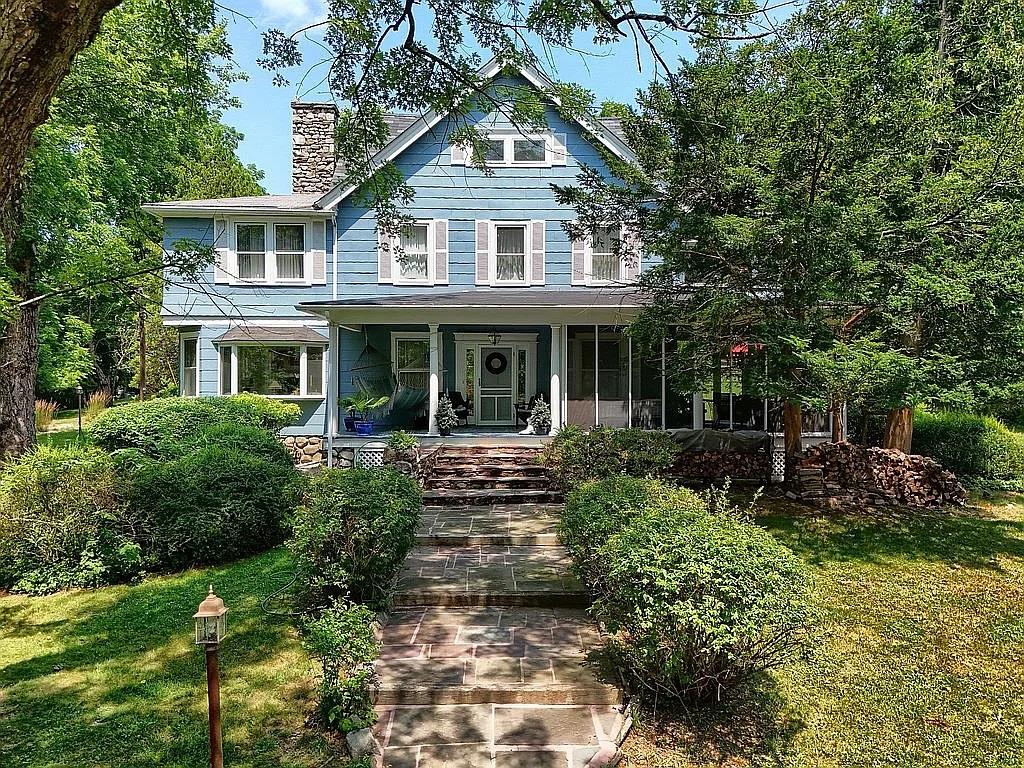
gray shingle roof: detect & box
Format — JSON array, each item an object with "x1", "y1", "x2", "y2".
[
  {"x1": 214, "y1": 325, "x2": 329, "y2": 344},
  {"x1": 146, "y1": 194, "x2": 322, "y2": 212}
]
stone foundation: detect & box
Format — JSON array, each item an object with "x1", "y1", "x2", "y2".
[{"x1": 280, "y1": 435, "x2": 354, "y2": 467}]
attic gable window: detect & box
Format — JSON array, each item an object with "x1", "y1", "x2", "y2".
[{"x1": 476, "y1": 133, "x2": 555, "y2": 167}]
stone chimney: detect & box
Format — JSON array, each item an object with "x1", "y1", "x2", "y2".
[{"x1": 291, "y1": 101, "x2": 339, "y2": 194}]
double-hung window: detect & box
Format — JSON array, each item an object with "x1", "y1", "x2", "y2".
[
  {"x1": 219, "y1": 344, "x2": 325, "y2": 398},
  {"x1": 275, "y1": 224, "x2": 305, "y2": 280},
  {"x1": 393, "y1": 335, "x2": 430, "y2": 391},
  {"x1": 590, "y1": 225, "x2": 621, "y2": 283},
  {"x1": 236, "y1": 223, "x2": 266, "y2": 280},
  {"x1": 397, "y1": 223, "x2": 430, "y2": 282},
  {"x1": 181, "y1": 335, "x2": 198, "y2": 396},
  {"x1": 495, "y1": 225, "x2": 527, "y2": 284}
]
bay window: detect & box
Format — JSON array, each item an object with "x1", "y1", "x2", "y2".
[{"x1": 217, "y1": 343, "x2": 325, "y2": 398}]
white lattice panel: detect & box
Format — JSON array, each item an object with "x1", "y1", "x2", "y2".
[
  {"x1": 355, "y1": 442, "x2": 387, "y2": 468},
  {"x1": 770, "y1": 449, "x2": 786, "y2": 483}
]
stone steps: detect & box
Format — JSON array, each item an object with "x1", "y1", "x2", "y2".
[
  {"x1": 417, "y1": 504, "x2": 562, "y2": 547},
  {"x1": 425, "y1": 477, "x2": 552, "y2": 492},
  {"x1": 423, "y1": 488, "x2": 562, "y2": 506},
  {"x1": 431, "y1": 463, "x2": 549, "y2": 477}
]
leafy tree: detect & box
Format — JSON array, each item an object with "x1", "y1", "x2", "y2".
[
  {"x1": 0, "y1": 0, "x2": 263, "y2": 456},
  {"x1": 558, "y1": 0, "x2": 1024, "y2": 459}
]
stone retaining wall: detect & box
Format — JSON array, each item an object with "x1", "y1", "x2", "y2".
[{"x1": 280, "y1": 435, "x2": 354, "y2": 467}]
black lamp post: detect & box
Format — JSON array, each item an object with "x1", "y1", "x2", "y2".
[
  {"x1": 194, "y1": 586, "x2": 228, "y2": 768},
  {"x1": 75, "y1": 384, "x2": 84, "y2": 437}
]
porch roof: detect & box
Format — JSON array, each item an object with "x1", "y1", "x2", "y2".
[{"x1": 297, "y1": 288, "x2": 643, "y2": 325}]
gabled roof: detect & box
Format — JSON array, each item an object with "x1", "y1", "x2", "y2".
[
  {"x1": 314, "y1": 59, "x2": 639, "y2": 210},
  {"x1": 143, "y1": 194, "x2": 333, "y2": 218}
]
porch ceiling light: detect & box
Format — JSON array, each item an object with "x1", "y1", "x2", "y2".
[{"x1": 488, "y1": 329, "x2": 502, "y2": 345}]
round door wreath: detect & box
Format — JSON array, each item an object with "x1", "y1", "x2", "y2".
[{"x1": 484, "y1": 351, "x2": 508, "y2": 375}]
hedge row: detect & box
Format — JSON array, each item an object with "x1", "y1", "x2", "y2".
[
  {"x1": 561, "y1": 476, "x2": 813, "y2": 702},
  {"x1": 914, "y1": 410, "x2": 1024, "y2": 486},
  {"x1": 542, "y1": 425, "x2": 679, "y2": 491}
]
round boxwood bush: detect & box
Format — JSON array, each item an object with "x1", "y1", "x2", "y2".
[
  {"x1": 561, "y1": 476, "x2": 703, "y2": 575},
  {"x1": 595, "y1": 501, "x2": 814, "y2": 702},
  {"x1": 543, "y1": 425, "x2": 679, "y2": 491},
  {"x1": 127, "y1": 446, "x2": 303, "y2": 568},
  {"x1": 0, "y1": 445, "x2": 143, "y2": 594},
  {"x1": 914, "y1": 410, "x2": 1024, "y2": 485},
  {"x1": 290, "y1": 468, "x2": 422, "y2": 610},
  {"x1": 88, "y1": 395, "x2": 300, "y2": 454}
]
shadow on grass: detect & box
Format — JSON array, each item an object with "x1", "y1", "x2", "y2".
[
  {"x1": 756, "y1": 498, "x2": 1024, "y2": 570},
  {"x1": 0, "y1": 548, "x2": 331, "y2": 768}
]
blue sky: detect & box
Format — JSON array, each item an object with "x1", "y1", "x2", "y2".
[{"x1": 217, "y1": 0, "x2": 693, "y2": 193}]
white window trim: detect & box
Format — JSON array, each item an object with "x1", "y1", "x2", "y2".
[
  {"x1": 216, "y1": 342, "x2": 327, "y2": 399},
  {"x1": 229, "y1": 217, "x2": 315, "y2": 287},
  {"x1": 391, "y1": 332, "x2": 435, "y2": 387},
  {"x1": 273, "y1": 222, "x2": 307, "y2": 283},
  {"x1": 490, "y1": 220, "x2": 531, "y2": 287},
  {"x1": 585, "y1": 224, "x2": 625, "y2": 287},
  {"x1": 393, "y1": 220, "x2": 434, "y2": 286},
  {"x1": 180, "y1": 333, "x2": 199, "y2": 397},
  {"x1": 480, "y1": 131, "x2": 554, "y2": 168}
]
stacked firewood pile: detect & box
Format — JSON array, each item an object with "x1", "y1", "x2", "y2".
[
  {"x1": 797, "y1": 442, "x2": 967, "y2": 507},
  {"x1": 669, "y1": 450, "x2": 769, "y2": 480}
]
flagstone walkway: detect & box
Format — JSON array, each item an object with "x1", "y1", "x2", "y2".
[{"x1": 373, "y1": 448, "x2": 623, "y2": 767}]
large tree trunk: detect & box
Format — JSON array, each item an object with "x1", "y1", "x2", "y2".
[
  {"x1": 782, "y1": 399, "x2": 802, "y2": 481},
  {"x1": 882, "y1": 406, "x2": 914, "y2": 453},
  {"x1": 831, "y1": 398, "x2": 845, "y2": 443},
  {"x1": 0, "y1": 0, "x2": 121, "y2": 223},
  {"x1": 0, "y1": 301, "x2": 41, "y2": 459}
]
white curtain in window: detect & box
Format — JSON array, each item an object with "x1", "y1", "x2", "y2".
[
  {"x1": 495, "y1": 226, "x2": 525, "y2": 281},
  {"x1": 276, "y1": 224, "x2": 305, "y2": 280},
  {"x1": 592, "y1": 225, "x2": 620, "y2": 281},
  {"x1": 400, "y1": 224, "x2": 429, "y2": 279}
]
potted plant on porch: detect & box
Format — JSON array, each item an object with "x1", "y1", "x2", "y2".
[
  {"x1": 435, "y1": 394, "x2": 459, "y2": 437},
  {"x1": 341, "y1": 390, "x2": 391, "y2": 436},
  {"x1": 527, "y1": 394, "x2": 552, "y2": 435}
]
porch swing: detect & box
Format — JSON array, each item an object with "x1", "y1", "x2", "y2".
[{"x1": 349, "y1": 335, "x2": 428, "y2": 424}]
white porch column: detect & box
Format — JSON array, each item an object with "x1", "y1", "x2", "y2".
[
  {"x1": 549, "y1": 324, "x2": 563, "y2": 434},
  {"x1": 427, "y1": 323, "x2": 441, "y2": 436},
  {"x1": 326, "y1": 322, "x2": 340, "y2": 467}
]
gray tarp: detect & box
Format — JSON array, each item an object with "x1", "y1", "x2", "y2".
[{"x1": 669, "y1": 428, "x2": 771, "y2": 453}]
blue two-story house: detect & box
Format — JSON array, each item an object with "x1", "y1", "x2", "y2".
[{"x1": 146, "y1": 61, "x2": 807, "y2": 464}]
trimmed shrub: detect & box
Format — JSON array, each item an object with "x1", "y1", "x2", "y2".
[
  {"x1": 162, "y1": 423, "x2": 294, "y2": 466},
  {"x1": 290, "y1": 468, "x2": 421, "y2": 610},
  {"x1": 562, "y1": 476, "x2": 813, "y2": 702},
  {"x1": 302, "y1": 602, "x2": 380, "y2": 733},
  {"x1": 88, "y1": 395, "x2": 300, "y2": 454},
  {"x1": 561, "y1": 476, "x2": 702, "y2": 572},
  {"x1": 0, "y1": 446, "x2": 143, "y2": 594},
  {"x1": 127, "y1": 446, "x2": 303, "y2": 568},
  {"x1": 543, "y1": 425, "x2": 679, "y2": 491},
  {"x1": 913, "y1": 410, "x2": 1024, "y2": 485}
]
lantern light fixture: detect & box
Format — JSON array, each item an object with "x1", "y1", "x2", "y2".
[
  {"x1": 193, "y1": 585, "x2": 228, "y2": 646},
  {"x1": 488, "y1": 329, "x2": 502, "y2": 346}
]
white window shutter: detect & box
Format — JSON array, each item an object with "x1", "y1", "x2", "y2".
[
  {"x1": 451, "y1": 142, "x2": 467, "y2": 165},
  {"x1": 310, "y1": 219, "x2": 327, "y2": 285},
  {"x1": 213, "y1": 218, "x2": 232, "y2": 284},
  {"x1": 530, "y1": 220, "x2": 545, "y2": 285},
  {"x1": 552, "y1": 133, "x2": 567, "y2": 166},
  {"x1": 377, "y1": 227, "x2": 393, "y2": 283},
  {"x1": 571, "y1": 225, "x2": 587, "y2": 286},
  {"x1": 434, "y1": 219, "x2": 449, "y2": 285},
  {"x1": 475, "y1": 220, "x2": 490, "y2": 285}
]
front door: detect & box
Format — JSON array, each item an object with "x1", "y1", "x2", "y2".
[{"x1": 477, "y1": 345, "x2": 515, "y2": 425}]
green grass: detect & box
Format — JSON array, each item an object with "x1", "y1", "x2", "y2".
[
  {"x1": 0, "y1": 549, "x2": 339, "y2": 768},
  {"x1": 35, "y1": 430, "x2": 92, "y2": 449},
  {"x1": 620, "y1": 493, "x2": 1024, "y2": 768}
]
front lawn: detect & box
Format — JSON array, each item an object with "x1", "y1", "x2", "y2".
[
  {"x1": 0, "y1": 549, "x2": 335, "y2": 768},
  {"x1": 621, "y1": 493, "x2": 1024, "y2": 767}
]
